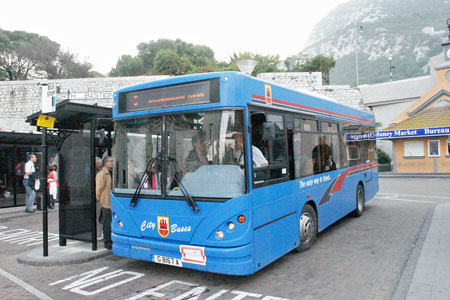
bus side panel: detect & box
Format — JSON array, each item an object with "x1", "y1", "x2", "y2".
[
  {"x1": 314, "y1": 171, "x2": 341, "y2": 231},
  {"x1": 365, "y1": 166, "x2": 379, "y2": 201},
  {"x1": 317, "y1": 169, "x2": 365, "y2": 231},
  {"x1": 252, "y1": 181, "x2": 299, "y2": 270},
  {"x1": 253, "y1": 213, "x2": 298, "y2": 270}
]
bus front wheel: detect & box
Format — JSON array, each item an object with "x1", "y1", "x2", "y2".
[
  {"x1": 295, "y1": 204, "x2": 317, "y2": 253},
  {"x1": 352, "y1": 184, "x2": 365, "y2": 217}
]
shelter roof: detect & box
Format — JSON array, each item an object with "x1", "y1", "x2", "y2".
[
  {"x1": 0, "y1": 131, "x2": 45, "y2": 145},
  {"x1": 26, "y1": 100, "x2": 112, "y2": 130}
]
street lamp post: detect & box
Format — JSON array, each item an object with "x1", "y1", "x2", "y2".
[
  {"x1": 389, "y1": 57, "x2": 393, "y2": 82},
  {"x1": 354, "y1": 24, "x2": 364, "y2": 86}
]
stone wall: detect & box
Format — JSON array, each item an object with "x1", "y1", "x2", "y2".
[
  {"x1": 257, "y1": 72, "x2": 364, "y2": 110},
  {"x1": 312, "y1": 85, "x2": 363, "y2": 110},
  {"x1": 257, "y1": 72, "x2": 323, "y2": 90},
  {"x1": 0, "y1": 76, "x2": 168, "y2": 133}
]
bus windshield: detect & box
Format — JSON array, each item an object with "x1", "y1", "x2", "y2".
[{"x1": 113, "y1": 110, "x2": 246, "y2": 199}]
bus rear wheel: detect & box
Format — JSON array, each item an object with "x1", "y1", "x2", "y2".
[
  {"x1": 295, "y1": 204, "x2": 317, "y2": 253},
  {"x1": 352, "y1": 184, "x2": 365, "y2": 217}
]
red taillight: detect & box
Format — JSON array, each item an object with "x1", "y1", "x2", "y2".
[{"x1": 238, "y1": 215, "x2": 246, "y2": 223}]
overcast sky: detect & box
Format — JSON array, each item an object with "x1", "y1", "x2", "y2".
[{"x1": 1, "y1": 0, "x2": 350, "y2": 74}]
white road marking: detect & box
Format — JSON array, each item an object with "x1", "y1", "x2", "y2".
[
  {"x1": 0, "y1": 267, "x2": 54, "y2": 300},
  {"x1": 374, "y1": 197, "x2": 438, "y2": 204},
  {"x1": 376, "y1": 193, "x2": 450, "y2": 200}
]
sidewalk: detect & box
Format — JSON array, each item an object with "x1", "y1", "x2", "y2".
[
  {"x1": 0, "y1": 205, "x2": 110, "y2": 300},
  {"x1": 391, "y1": 202, "x2": 450, "y2": 300},
  {"x1": 404, "y1": 202, "x2": 450, "y2": 299},
  {"x1": 0, "y1": 205, "x2": 111, "y2": 266}
]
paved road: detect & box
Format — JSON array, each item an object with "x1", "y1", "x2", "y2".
[{"x1": 0, "y1": 177, "x2": 449, "y2": 300}]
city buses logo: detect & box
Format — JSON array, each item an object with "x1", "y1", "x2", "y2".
[
  {"x1": 157, "y1": 216, "x2": 170, "y2": 237},
  {"x1": 264, "y1": 84, "x2": 272, "y2": 105}
]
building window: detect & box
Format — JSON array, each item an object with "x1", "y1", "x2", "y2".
[
  {"x1": 447, "y1": 138, "x2": 450, "y2": 156},
  {"x1": 428, "y1": 140, "x2": 440, "y2": 157},
  {"x1": 404, "y1": 141, "x2": 424, "y2": 157}
]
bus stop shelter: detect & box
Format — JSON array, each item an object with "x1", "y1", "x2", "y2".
[{"x1": 26, "y1": 100, "x2": 112, "y2": 253}]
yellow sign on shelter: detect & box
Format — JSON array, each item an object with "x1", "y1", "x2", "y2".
[{"x1": 37, "y1": 115, "x2": 56, "y2": 128}]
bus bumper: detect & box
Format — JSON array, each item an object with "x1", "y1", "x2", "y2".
[{"x1": 112, "y1": 233, "x2": 255, "y2": 275}]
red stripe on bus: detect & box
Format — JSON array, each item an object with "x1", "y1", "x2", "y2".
[
  {"x1": 252, "y1": 94, "x2": 374, "y2": 125},
  {"x1": 331, "y1": 162, "x2": 378, "y2": 194}
]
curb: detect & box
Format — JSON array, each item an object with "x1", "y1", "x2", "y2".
[
  {"x1": 391, "y1": 204, "x2": 436, "y2": 300},
  {"x1": 17, "y1": 243, "x2": 112, "y2": 266}
]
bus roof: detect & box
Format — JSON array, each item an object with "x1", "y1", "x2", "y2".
[{"x1": 113, "y1": 72, "x2": 375, "y2": 126}]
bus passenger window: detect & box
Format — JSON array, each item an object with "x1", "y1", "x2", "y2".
[
  {"x1": 251, "y1": 112, "x2": 287, "y2": 185},
  {"x1": 293, "y1": 118, "x2": 318, "y2": 178},
  {"x1": 312, "y1": 136, "x2": 334, "y2": 174}
]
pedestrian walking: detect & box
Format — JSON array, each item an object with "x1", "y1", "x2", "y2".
[
  {"x1": 96, "y1": 156, "x2": 113, "y2": 250},
  {"x1": 23, "y1": 154, "x2": 37, "y2": 213},
  {"x1": 47, "y1": 165, "x2": 58, "y2": 209}
]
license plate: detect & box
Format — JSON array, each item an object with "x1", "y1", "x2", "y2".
[{"x1": 153, "y1": 255, "x2": 183, "y2": 267}]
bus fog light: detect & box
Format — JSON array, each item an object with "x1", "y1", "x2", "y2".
[
  {"x1": 216, "y1": 230, "x2": 224, "y2": 239},
  {"x1": 228, "y1": 222, "x2": 235, "y2": 230},
  {"x1": 119, "y1": 221, "x2": 124, "y2": 228}
]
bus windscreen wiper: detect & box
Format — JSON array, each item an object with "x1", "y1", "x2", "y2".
[
  {"x1": 129, "y1": 157, "x2": 159, "y2": 207},
  {"x1": 167, "y1": 158, "x2": 200, "y2": 212}
]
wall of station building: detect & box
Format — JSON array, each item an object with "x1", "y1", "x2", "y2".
[
  {"x1": 0, "y1": 75, "x2": 168, "y2": 133},
  {"x1": 0, "y1": 72, "x2": 364, "y2": 133}
]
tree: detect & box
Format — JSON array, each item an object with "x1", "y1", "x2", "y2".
[
  {"x1": 284, "y1": 54, "x2": 308, "y2": 71},
  {"x1": 0, "y1": 28, "x2": 95, "y2": 80},
  {"x1": 0, "y1": 29, "x2": 59, "y2": 80},
  {"x1": 229, "y1": 52, "x2": 281, "y2": 76},
  {"x1": 111, "y1": 39, "x2": 219, "y2": 76},
  {"x1": 152, "y1": 49, "x2": 193, "y2": 75},
  {"x1": 299, "y1": 54, "x2": 336, "y2": 85},
  {"x1": 109, "y1": 55, "x2": 145, "y2": 77},
  {"x1": 136, "y1": 39, "x2": 177, "y2": 72},
  {"x1": 47, "y1": 50, "x2": 94, "y2": 79},
  {"x1": 377, "y1": 148, "x2": 391, "y2": 165},
  {"x1": 253, "y1": 54, "x2": 280, "y2": 75}
]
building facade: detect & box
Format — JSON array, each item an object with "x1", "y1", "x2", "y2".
[{"x1": 380, "y1": 25, "x2": 450, "y2": 174}]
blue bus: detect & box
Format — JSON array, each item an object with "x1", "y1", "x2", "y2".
[{"x1": 111, "y1": 72, "x2": 378, "y2": 275}]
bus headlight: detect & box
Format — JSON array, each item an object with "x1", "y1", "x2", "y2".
[
  {"x1": 216, "y1": 230, "x2": 224, "y2": 239},
  {"x1": 118, "y1": 221, "x2": 124, "y2": 228},
  {"x1": 228, "y1": 222, "x2": 235, "y2": 231}
]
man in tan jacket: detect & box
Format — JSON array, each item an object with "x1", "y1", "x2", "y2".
[{"x1": 96, "y1": 156, "x2": 113, "y2": 250}]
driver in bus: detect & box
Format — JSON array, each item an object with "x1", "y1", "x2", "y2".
[
  {"x1": 232, "y1": 132, "x2": 268, "y2": 168},
  {"x1": 185, "y1": 133, "x2": 209, "y2": 173}
]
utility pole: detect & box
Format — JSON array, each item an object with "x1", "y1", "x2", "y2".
[{"x1": 354, "y1": 24, "x2": 364, "y2": 86}]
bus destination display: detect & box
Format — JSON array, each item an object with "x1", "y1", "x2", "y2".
[{"x1": 119, "y1": 79, "x2": 219, "y2": 113}]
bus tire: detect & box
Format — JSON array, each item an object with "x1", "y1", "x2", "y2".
[
  {"x1": 295, "y1": 204, "x2": 317, "y2": 253},
  {"x1": 352, "y1": 184, "x2": 365, "y2": 217}
]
